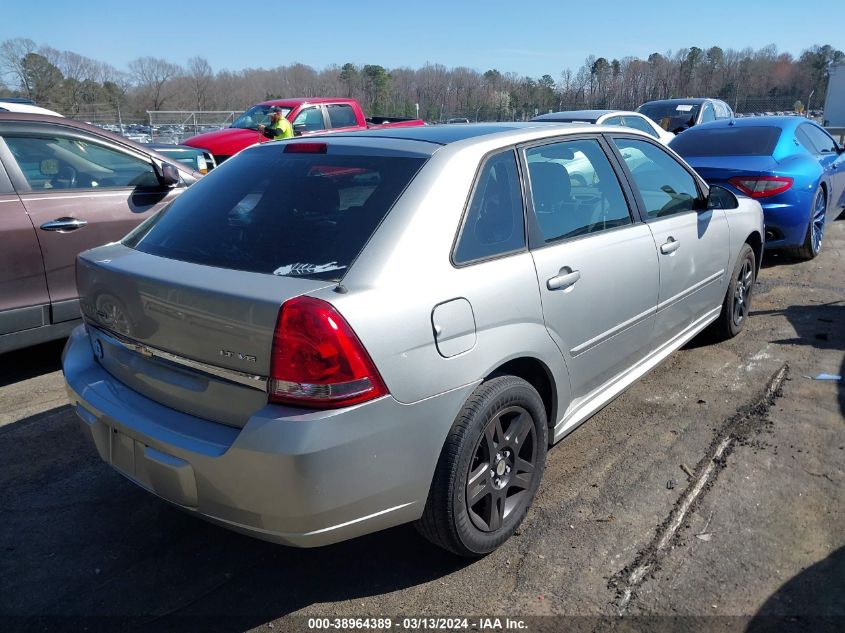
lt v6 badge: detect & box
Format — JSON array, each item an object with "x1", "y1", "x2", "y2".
[{"x1": 219, "y1": 349, "x2": 257, "y2": 363}]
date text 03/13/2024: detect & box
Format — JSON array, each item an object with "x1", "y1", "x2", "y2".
[{"x1": 306, "y1": 617, "x2": 528, "y2": 630}]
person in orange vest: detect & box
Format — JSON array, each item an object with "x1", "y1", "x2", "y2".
[{"x1": 257, "y1": 106, "x2": 293, "y2": 140}]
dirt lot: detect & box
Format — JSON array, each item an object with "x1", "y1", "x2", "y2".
[{"x1": 1, "y1": 216, "x2": 843, "y2": 633}]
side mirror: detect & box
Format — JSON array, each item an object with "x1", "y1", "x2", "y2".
[
  {"x1": 293, "y1": 123, "x2": 307, "y2": 137},
  {"x1": 159, "y1": 162, "x2": 180, "y2": 187},
  {"x1": 706, "y1": 185, "x2": 739, "y2": 210}
]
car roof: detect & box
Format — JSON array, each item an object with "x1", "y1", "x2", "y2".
[
  {"x1": 0, "y1": 102, "x2": 63, "y2": 117},
  {"x1": 683, "y1": 115, "x2": 808, "y2": 131},
  {"x1": 324, "y1": 122, "x2": 571, "y2": 145},
  {"x1": 532, "y1": 109, "x2": 652, "y2": 123},
  {"x1": 249, "y1": 122, "x2": 654, "y2": 161},
  {"x1": 258, "y1": 97, "x2": 357, "y2": 108},
  {"x1": 640, "y1": 98, "x2": 713, "y2": 106},
  {"x1": 532, "y1": 110, "x2": 617, "y2": 122}
]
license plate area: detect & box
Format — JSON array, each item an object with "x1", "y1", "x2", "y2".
[{"x1": 110, "y1": 427, "x2": 136, "y2": 477}]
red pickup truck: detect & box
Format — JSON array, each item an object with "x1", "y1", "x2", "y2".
[{"x1": 182, "y1": 97, "x2": 424, "y2": 163}]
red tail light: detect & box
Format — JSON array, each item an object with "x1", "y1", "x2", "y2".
[
  {"x1": 269, "y1": 296, "x2": 387, "y2": 408},
  {"x1": 728, "y1": 176, "x2": 793, "y2": 198}
]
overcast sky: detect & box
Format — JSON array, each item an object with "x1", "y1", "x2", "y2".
[{"x1": 2, "y1": 0, "x2": 841, "y2": 78}]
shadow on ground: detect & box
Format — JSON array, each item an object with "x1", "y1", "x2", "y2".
[
  {"x1": 749, "y1": 300, "x2": 845, "y2": 415},
  {"x1": 746, "y1": 546, "x2": 845, "y2": 633},
  {"x1": 0, "y1": 407, "x2": 469, "y2": 633},
  {"x1": 0, "y1": 339, "x2": 66, "y2": 387}
]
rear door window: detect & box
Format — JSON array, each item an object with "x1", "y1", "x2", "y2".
[
  {"x1": 453, "y1": 149, "x2": 525, "y2": 264},
  {"x1": 124, "y1": 147, "x2": 427, "y2": 281},
  {"x1": 327, "y1": 104, "x2": 359, "y2": 129}
]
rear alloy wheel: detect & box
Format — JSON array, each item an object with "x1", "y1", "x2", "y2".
[
  {"x1": 415, "y1": 375, "x2": 547, "y2": 557},
  {"x1": 795, "y1": 186, "x2": 827, "y2": 260},
  {"x1": 711, "y1": 243, "x2": 756, "y2": 341}
]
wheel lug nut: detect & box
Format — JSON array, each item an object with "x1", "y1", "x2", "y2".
[{"x1": 506, "y1": 466, "x2": 511, "y2": 473}]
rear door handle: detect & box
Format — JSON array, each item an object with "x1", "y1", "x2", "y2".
[
  {"x1": 40, "y1": 217, "x2": 88, "y2": 232},
  {"x1": 547, "y1": 268, "x2": 581, "y2": 291},
  {"x1": 660, "y1": 237, "x2": 680, "y2": 254}
]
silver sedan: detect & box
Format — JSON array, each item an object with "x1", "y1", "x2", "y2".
[{"x1": 63, "y1": 122, "x2": 764, "y2": 556}]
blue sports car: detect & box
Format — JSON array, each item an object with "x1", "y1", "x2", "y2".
[{"x1": 670, "y1": 116, "x2": 845, "y2": 259}]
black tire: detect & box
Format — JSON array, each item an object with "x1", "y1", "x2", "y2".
[
  {"x1": 415, "y1": 375, "x2": 548, "y2": 557},
  {"x1": 793, "y1": 185, "x2": 827, "y2": 260},
  {"x1": 711, "y1": 243, "x2": 755, "y2": 341}
]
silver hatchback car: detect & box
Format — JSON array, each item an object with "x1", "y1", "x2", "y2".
[{"x1": 63, "y1": 123, "x2": 764, "y2": 556}]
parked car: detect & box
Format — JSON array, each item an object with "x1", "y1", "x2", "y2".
[
  {"x1": 182, "y1": 97, "x2": 425, "y2": 164},
  {"x1": 637, "y1": 98, "x2": 733, "y2": 134},
  {"x1": 64, "y1": 123, "x2": 763, "y2": 556},
  {"x1": 532, "y1": 109, "x2": 675, "y2": 145},
  {"x1": 147, "y1": 143, "x2": 216, "y2": 174},
  {"x1": 0, "y1": 98, "x2": 63, "y2": 117},
  {"x1": 670, "y1": 116, "x2": 845, "y2": 259},
  {"x1": 0, "y1": 113, "x2": 201, "y2": 354}
]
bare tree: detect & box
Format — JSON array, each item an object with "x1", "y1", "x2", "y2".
[
  {"x1": 0, "y1": 38, "x2": 37, "y2": 97},
  {"x1": 129, "y1": 56, "x2": 182, "y2": 111},
  {"x1": 187, "y1": 56, "x2": 213, "y2": 110}
]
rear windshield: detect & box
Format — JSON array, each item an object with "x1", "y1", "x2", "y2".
[
  {"x1": 124, "y1": 147, "x2": 427, "y2": 281},
  {"x1": 669, "y1": 126, "x2": 781, "y2": 157},
  {"x1": 637, "y1": 102, "x2": 701, "y2": 131}
]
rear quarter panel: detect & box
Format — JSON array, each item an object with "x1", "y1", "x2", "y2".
[{"x1": 726, "y1": 196, "x2": 766, "y2": 269}]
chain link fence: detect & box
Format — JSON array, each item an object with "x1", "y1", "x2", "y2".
[
  {"x1": 146, "y1": 111, "x2": 244, "y2": 143},
  {"x1": 33, "y1": 104, "x2": 245, "y2": 145}
]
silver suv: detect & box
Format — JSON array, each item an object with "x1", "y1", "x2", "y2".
[{"x1": 63, "y1": 123, "x2": 764, "y2": 556}]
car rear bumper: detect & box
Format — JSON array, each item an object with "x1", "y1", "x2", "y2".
[
  {"x1": 760, "y1": 200, "x2": 810, "y2": 248},
  {"x1": 63, "y1": 325, "x2": 475, "y2": 547}
]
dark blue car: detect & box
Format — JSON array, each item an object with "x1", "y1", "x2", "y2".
[{"x1": 670, "y1": 117, "x2": 845, "y2": 259}]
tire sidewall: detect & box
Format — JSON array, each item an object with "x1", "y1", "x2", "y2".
[
  {"x1": 450, "y1": 377, "x2": 548, "y2": 555},
  {"x1": 799, "y1": 185, "x2": 826, "y2": 259},
  {"x1": 726, "y1": 244, "x2": 756, "y2": 337},
  {"x1": 810, "y1": 186, "x2": 826, "y2": 256}
]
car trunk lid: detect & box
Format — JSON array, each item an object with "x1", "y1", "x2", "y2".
[
  {"x1": 78, "y1": 244, "x2": 333, "y2": 428},
  {"x1": 684, "y1": 155, "x2": 780, "y2": 185}
]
